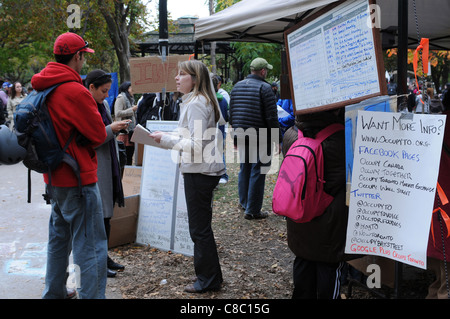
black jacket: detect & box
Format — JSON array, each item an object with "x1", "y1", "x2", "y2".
[
  {"x1": 229, "y1": 74, "x2": 279, "y2": 133},
  {"x1": 282, "y1": 110, "x2": 355, "y2": 263}
]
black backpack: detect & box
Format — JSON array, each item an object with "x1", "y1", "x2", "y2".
[
  {"x1": 0, "y1": 97, "x2": 6, "y2": 125},
  {"x1": 163, "y1": 93, "x2": 181, "y2": 121},
  {"x1": 136, "y1": 93, "x2": 160, "y2": 125},
  {"x1": 387, "y1": 82, "x2": 397, "y2": 96},
  {"x1": 14, "y1": 83, "x2": 81, "y2": 203}
]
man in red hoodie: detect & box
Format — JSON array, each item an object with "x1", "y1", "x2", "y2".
[{"x1": 31, "y1": 32, "x2": 108, "y2": 299}]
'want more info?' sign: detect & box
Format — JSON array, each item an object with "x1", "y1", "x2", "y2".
[{"x1": 346, "y1": 110, "x2": 446, "y2": 269}]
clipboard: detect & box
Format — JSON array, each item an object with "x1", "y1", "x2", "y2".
[{"x1": 130, "y1": 124, "x2": 170, "y2": 149}]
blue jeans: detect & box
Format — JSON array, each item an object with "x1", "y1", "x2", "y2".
[
  {"x1": 237, "y1": 142, "x2": 271, "y2": 215},
  {"x1": 221, "y1": 130, "x2": 228, "y2": 181},
  {"x1": 238, "y1": 161, "x2": 267, "y2": 215},
  {"x1": 42, "y1": 184, "x2": 107, "y2": 299}
]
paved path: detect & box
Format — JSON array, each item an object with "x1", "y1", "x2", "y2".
[{"x1": 0, "y1": 163, "x2": 122, "y2": 299}]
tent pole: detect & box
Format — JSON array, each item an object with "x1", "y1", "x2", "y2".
[
  {"x1": 159, "y1": 0, "x2": 168, "y2": 105},
  {"x1": 397, "y1": 0, "x2": 408, "y2": 95},
  {"x1": 194, "y1": 41, "x2": 199, "y2": 60},
  {"x1": 159, "y1": 0, "x2": 168, "y2": 62},
  {"x1": 392, "y1": 0, "x2": 408, "y2": 299}
]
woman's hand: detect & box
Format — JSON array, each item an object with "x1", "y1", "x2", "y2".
[
  {"x1": 111, "y1": 120, "x2": 131, "y2": 133},
  {"x1": 149, "y1": 131, "x2": 164, "y2": 143}
]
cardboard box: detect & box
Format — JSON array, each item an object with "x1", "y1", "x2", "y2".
[
  {"x1": 137, "y1": 143, "x2": 144, "y2": 166},
  {"x1": 121, "y1": 166, "x2": 142, "y2": 197},
  {"x1": 109, "y1": 194, "x2": 140, "y2": 248},
  {"x1": 109, "y1": 166, "x2": 142, "y2": 248}
]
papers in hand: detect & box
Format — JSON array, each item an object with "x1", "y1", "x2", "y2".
[{"x1": 130, "y1": 124, "x2": 169, "y2": 149}]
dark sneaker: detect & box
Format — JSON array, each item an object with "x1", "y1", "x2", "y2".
[{"x1": 244, "y1": 211, "x2": 269, "y2": 220}]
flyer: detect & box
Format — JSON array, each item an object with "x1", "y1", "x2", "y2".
[{"x1": 345, "y1": 110, "x2": 446, "y2": 269}]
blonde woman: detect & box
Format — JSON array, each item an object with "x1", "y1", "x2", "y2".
[{"x1": 150, "y1": 59, "x2": 225, "y2": 293}]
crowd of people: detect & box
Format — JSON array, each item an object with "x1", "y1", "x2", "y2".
[
  {"x1": 405, "y1": 82, "x2": 450, "y2": 114},
  {"x1": 0, "y1": 81, "x2": 30, "y2": 128},
  {"x1": 0, "y1": 32, "x2": 286, "y2": 299},
  {"x1": 2, "y1": 30, "x2": 450, "y2": 300}
]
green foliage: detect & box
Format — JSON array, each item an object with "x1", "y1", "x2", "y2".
[
  {"x1": 212, "y1": 0, "x2": 282, "y2": 82},
  {"x1": 231, "y1": 42, "x2": 282, "y2": 79},
  {"x1": 221, "y1": 80, "x2": 234, "y2": 93},
  {"x1": 0, "y1": 0, "x2": 150, "y2": 84},
  {"x1": 215, "y1": 0, "x2": 241, "y2": 12}
]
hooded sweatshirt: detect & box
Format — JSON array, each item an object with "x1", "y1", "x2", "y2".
[{"x1": 31, "y1": 62, "x2": 106, "y2": 187}]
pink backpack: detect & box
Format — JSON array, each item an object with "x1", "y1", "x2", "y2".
[{"x1": 272, "y1": 123, "x2": 344, "y2": 223}]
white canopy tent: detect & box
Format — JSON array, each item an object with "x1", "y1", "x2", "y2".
[
  {"x1": 195, "y1": 0, "x2": 450, "y2": 95},
  {"x1": 194, "y1": 0, "x2": 450, "y2": 50}
]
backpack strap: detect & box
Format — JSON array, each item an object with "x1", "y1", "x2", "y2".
[
  {"x1": 297, "y1": 126, "x2": 304, "y2": 139},
  {"x1": 314, "y1": 123, "x2": 344, "y2": 143},
  {"x1": 296, "y1": 123, "x2": 344, "y2": 141},
  {"x1": 45, "y1": 82, "x2": 82, "y2": 201},
  {"x1": 43, "y1": 130, "x2": 81, "y2": 203},
  {"x1": 293, "y1": 123, "x2": 343, "y2": 193}
]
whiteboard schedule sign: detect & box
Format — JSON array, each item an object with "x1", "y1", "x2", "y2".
[
  {"x1": 285, "y1": 0, "x2": 386, "y2": 114},
  {"x1": 136, "y1": 121, "x2": 194, "y2": 256},
  {"x1": 345, "y1": 111, "x2": 446, "y2": 269}
]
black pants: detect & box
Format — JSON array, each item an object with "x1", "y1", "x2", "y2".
[
  {"x1": 292, "y1": 257, "x2": 344, "y2": 299},
  {"x1": 104, "y1": 218, "x2": 111, "y2": 241},
  {"x1": 183, "y1": 173, "x2": 222, "y2": 291},
  {"x1": 126, "y1": 145, "x2": 134, "y2": 165}
]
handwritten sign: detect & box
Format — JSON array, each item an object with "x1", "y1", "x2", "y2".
[
  {"x1": 130, "y1": 55, "x2": 190, "y2": 94},
  {"x1": 345, "y1": 95, "x2": 397, "y2": 204},
  {"x1": 345, "y1": 111, "x2": 446, "y2": 269},
  {"x1": 172, "y1": 175, "x2": 193, "y2": 254},
  {"x1": 285, "y1": 0, "x2": 386, "y2": 114},
  {"x1": 136, "y1": 121, "x2": 193, "y2": 256}
]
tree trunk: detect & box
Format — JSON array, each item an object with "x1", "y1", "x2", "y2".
[{"x1": 97, "y1": 0, "x2": 131, "y2": 83}]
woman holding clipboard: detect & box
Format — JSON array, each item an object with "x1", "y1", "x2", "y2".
[{"x1": 149, "y1": 60, "x2": 225, "y2": 293}]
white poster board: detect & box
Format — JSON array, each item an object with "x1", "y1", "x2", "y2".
[
  {"x1": 345, "y1": 111, "x2": 446, "y2": 269},
  {"x1": 135, "y1": 121, "x2": 193, "y2": 256},
  {"x1": 285, "y1": 0, "x2": 386, "y2": 114}
]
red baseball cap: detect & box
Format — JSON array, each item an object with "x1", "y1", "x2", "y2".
[{"x1": 53, "y1": 32, "x2": 95, "y2": 55}]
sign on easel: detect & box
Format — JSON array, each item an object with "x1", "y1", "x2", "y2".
[
  {"x1": 284, "y1": 0, "x2": 387, "y2": 114},
  {"x1": 135, "y1": 121, "x2": 193, "y2": 256},
  {"x1": 345, "y1": 111, "x2": 446, "y2": 269}
]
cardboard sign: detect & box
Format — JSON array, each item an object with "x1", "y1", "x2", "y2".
[
  {"x1": 130, "y1": 55, "x2": 190, "y2": 94},
  {"x1": 346, "y1": 110, "x2": 446, "y2": 269}
]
